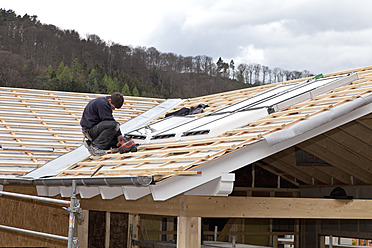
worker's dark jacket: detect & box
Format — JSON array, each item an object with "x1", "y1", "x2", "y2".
[{"x1": 80, "y1": 96, "x2": 118, "y2": 131}]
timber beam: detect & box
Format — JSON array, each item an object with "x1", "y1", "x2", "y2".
[{"x1": 80, "y1": 195, "x2": 372, "y2": 219}]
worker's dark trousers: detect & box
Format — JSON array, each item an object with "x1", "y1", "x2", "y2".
[{"x1": 88, "y1": 120, "x2": 120, "y2": 150}]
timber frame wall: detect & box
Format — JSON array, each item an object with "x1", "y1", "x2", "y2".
[{"x1": 4, "y1": 186, "x2": 372, "y2": 247}]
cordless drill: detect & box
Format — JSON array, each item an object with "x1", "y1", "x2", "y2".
[{"x1": 117, "y1": 135, "x2": 137, "y2": 153}]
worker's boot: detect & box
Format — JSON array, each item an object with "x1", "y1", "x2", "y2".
[{"x1": 87, "y1": 145, "x2": 107, "y2": 156}]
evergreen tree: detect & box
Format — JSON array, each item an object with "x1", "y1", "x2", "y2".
[
  {"x1": 121, "y1": 84, "x2": 131, "y2": 96},
  {"x1": 106, "y1": 76, "x2": 119, "y2": 94},
  {"x1": 57, "y1": 61, "x2": 65, "y2": 77},
  {"x1": 132, "y1": 86, "x2": 140, "y2": 97},
  {"x1": 46, "y1": 65, "x2": 55, "y2": 79}
]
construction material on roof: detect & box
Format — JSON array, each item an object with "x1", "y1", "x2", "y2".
[
  {"x1": 1, "y1": 66, "x2": 372, "y2": 201},
  {"x1": 126, "y1": 73, "x2": 357, "y2": 144},
  {"x1": 21, "y1": 99, "x2": 183, "y2": 180},
  {"x1": 0, "y1": 87, "x2": 165, "y2": 178}
]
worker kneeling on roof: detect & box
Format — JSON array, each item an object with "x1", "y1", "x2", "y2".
[{"x1": 80, "y1": 92, "x2": 128, "y2": 156}]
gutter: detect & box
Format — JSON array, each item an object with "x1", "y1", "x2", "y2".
[{"x1": 0, "y1": 175, "x2": 153, "y2": 186}]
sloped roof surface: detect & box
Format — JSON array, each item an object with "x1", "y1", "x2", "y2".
[
  {"x1": 1, "y1": 66, "x2": 372, "y2": 191},
  {"x1": 0, "y1": 88, "x2": 164, "y2": 177}
]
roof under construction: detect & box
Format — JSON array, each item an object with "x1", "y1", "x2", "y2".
[{"x1": 1, "y1": 65, "x2": 372, "y2": 201}]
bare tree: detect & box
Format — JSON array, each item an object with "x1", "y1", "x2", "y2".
[
  {"x1": 262, "y1": 65, "x2": 269, "y2": 84},
  {"x1": 253, "y1": 64, "x2": 261, "y2": 84},
  {"x1": 229, "y1": 60, "x2": 235, "y2": 79},
  {"x1": 193, "y1": 56, "x2": 202, "y2": 73},
  {"x1": 246, "y1": 64, "x2": 254, "y2": 84},
  {"x1": 237, "y1": 63, "x2": 247, "y2": 83}
]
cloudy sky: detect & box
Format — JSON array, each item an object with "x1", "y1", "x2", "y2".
[{"x1": 2, "y1": 0, "x2": 372, "y2": 74}]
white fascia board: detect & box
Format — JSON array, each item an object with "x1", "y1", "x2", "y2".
[
  {"x1": 98, "y1": 186, "x2": 124, "y2": 199},
  {"x1": 149, "y1": 99, "x2": 372, "y2": 201},
  {"x1": 78, "y1": 186, "x2": 100, "y2": 198},
  {"x1": 47, "y1": 186, "x2": 60, "y2": 197},
  {"x1": 59, "y1": 186, "x2": 73, "y2": 197},
  {"x1": 36, "y1": 185, "x2": 48, "y2": 196},
  {"x1": 36, "y1": 185, "x2": 62, "y2": 197},
  {"x1": 122, "y1": 185, "x2": 151, "y2": 200}
]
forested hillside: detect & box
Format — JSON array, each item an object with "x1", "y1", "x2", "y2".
[{"x1": 0, "y1": 9, "x2": 313, "y2": 98}]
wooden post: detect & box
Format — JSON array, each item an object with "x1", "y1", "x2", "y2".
[
  {"x1": 272, "y1": 235, "x2": 278, "y2": 248},
  {"x1": 105, "y1": 211, "x2": 111, "y2": 248},
  {"x1": 167, "y1": 217, "x2": 175, "y2": 241},
  {"x1": 320, "y1": 236, "x2": 326, "y2": 248},
  {"x1": 76, "y1": 210, "x2": 89, "y2": 248},
  {"x1": 127, "y1": 213, "x2": 140, "y2": 248},
  {"x1": 294, "y1": 219, "x2": 300, "y2": 248},
  {"x1": 177, "y1": 216, "x2": 201, "y2": 248}
]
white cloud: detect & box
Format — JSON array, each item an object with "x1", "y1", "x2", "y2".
[
  {"x1": 3, "y1": 0, "x2": 372, "y2": 73},
  {"x1": 235, "y1": 45, "x2": 265, "y2": 65}
]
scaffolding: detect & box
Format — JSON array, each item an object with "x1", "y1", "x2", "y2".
[{"x1": 0, "y1": 180, "x2": 81, "y2": 248}]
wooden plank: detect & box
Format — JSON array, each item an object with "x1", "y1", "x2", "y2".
[
  {"x1": 339, "y1": 121, "x2": 372, "y2": 145},
  {"x1": 297, "y1": 140, "x2": 372, "y2": 184},
  {"x1": 0, "y1": 169, "x2": 31, "y2": 174},
  {"x1": 81, "y1": 194, "x2": 372, "y2": 219},
  {"x1": 77, "y1": 154, "x2": 209, "y2": 166},
  {"x1": 306, "y1": 134, "x2": 372, "y2": 175},
  {"x1": 234, "y1": 187, "x2": 300, "y2": 193},
  {"x1": 0, "y1": 111, "x2": 81, "y2": 120},
  {"x1": 217, "y1": 218, "x2": 238, "y2": 242},
  {"x1": 127, "y1": 213, "x2": 140, "y2": 248},
  {"x1": 0, "y1": 134, "x2": 82, "y2": 142},
  {"x1": 0, "y1": 86, "x2": 164, "y2": 102},
  {"x1": 101, "y1": 144, "x2": 236, "y2": 160},
  {"x1": 64, "y1": 167, "x2": 201, "y2": 175},
  {"x1": 263, "y1": 156, "x2": 313, "y2": 185},
  {"x1": 227, "y1": 124, "x2": 287, "y2": 133},
  {"x1": 140, "y1": 135, "x2": 261, "y2": 150},
  {"x1": 0, "y1": 161, "x2": 43, "y2": 166},
  {"x1": 255, "y1": 162, "x2": 300, "y2": 187},
  {"x1": 177, "y1": 216, "x2": 201, "y2": 248},
  {"x1": 0, "y1": 128, "x2": 82, "y2": 136},
  {"x1": 105, "y1": 212, "x2": 110, "y2": 248},
  {"x1": 0, "y1": 154, "x2": 57, "y2": 159},
  {"x1": 324, "y1": 127, "x2": 372, "y2": 161},
  {"x1": 278, "y1": 148, "x2": 332, "y2": 185},
  {"x1": 0, "y1": 140, "x2": 80, "y2": 147},
  {"x1": 77, "y1": 210, "x2": 89, "y2": 248},
  {"x1": 249, "y1": 114, "x2": 309, "y2": 125},
  {"x1": 0, "y1": 122, "x2": 81, "y2": 130},
  {"x1": 0, "y1": 116, "x2": 79, "y2": 125},
  {"x1": 294, "y1": 96, "x2": 356, "y2": 108}
]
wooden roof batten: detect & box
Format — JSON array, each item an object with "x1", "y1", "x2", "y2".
[{"x1": 1, "y1": 66, "x2": 372, "y2": 201}]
